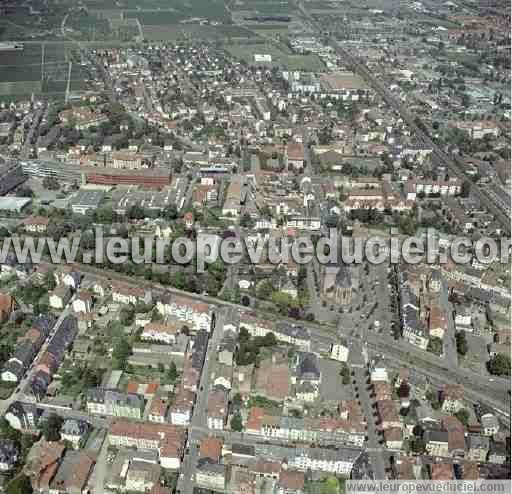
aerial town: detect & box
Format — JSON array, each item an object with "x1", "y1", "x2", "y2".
[{"x1": 0, "y1": 0, "x2": 510, "y2": 493}]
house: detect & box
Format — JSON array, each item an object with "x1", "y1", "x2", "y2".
[
  {"x1": 141, "y1": 321, "x2": 179, "y2": 345},
  {"x1": 277, "y1": 470, "x2": 305, "y2": 494},
  {"x1": 60, "y1": 419, "x2": 90, "y2": 449},
  {"x1": 105, "y1": 449, "x2": 160, "y2": 492},
  {"x1": 148, "y1": 398, "x2": 168, "y2": 423},
  {"x1": 441, "y1": 384, "x2": 464, "y2": 413},
  {"x1": 425, "y1": 428, "x2": 449, "y2": 457},
  {"x1": 0, "y1": 293, "x2": 15, "y2": 322},
  {"x1": 49, "y1": 284, "x2": 72, "y2": 310},
  {"x1": 0, "y1": 439, "x2": 19, "y2": 471},
  {"x1": 431, "y1": 463, "x2": 454, "y2": 480},
  {"x1": 5, "y1": 401, "x2": 39, "y2": 430},
  {"x1": 442, "y1": 416, "x2": 466, "y2": 458},
  {"x1": 213, "y1": 363, "x2": 232, "y2": 391},
  {"x1": 156, "y1": 294, "x2": 212, "y2": 332},
  {"x1": 72, "y1": 291, "x2": 93, "y2": 314},
  {"x1": 480, "y1": 413, "x2": 499, "y2": 436},
  {"x1": 466, "y1": 434, "x2": 489, "y2": 463},
  {"x1": 218, "y1": 332, "x2": 236, "y2": 366},
  {"x1": 108, "y1": 420, "x2": 186, "y2": 469},
  {"x1": 207, "y1": 388, "x2": 228, "y2": 430},
  {"x1": 383, "y1": 427, "x2": 403, "y2": 450},
  {"x1": 199, "y1": 437, "x2": 223, "y2": 463},
  {"x1": 195, "y1": 459, "x2": 226, "y2": 492},
  {"x1": 112, "y1": 283, "x2": 152, "y2": 306},
  {"x1": 49, "y1": 450, "x2": 95, "y2": 494},
  {"x1": 286, "y1": 142, "x2": 305, "y2": 171},
  {"x1": 87, "y1": 388, "x2": 145, "y2": 419},
  {"x1": 169, "y1": 386, "x2": 195, "y2": 426},
  {"x1": 330, "y1": 343, "x2": 349, "y2": 362},
  {"x1": 488, "y1": 441, "x2": 507, "y2": 465},
  {"x1": 376, "y1": 400, "x2": 401, "y2": 430},
  {"x1": 25, "y1": 440, "x2": 66, "y2": 492},
  {"x1": 22, "y1": 216, "x2": 50, "y2": 233}
]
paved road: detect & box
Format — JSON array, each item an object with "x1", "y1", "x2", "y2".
[
  {"x1": 350, "y1": 340, "x2": 388, "y2": 479},
  {"x1": 177, "y1": 307, "x2": 227, "y2": 494},
  {"x1": 440, "y1": 279, "x2": 458, "y2": 368},
  {"x1": 0, "y1": 299, "x2": 75, "y2": 415}
]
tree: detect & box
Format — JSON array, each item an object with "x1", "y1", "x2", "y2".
[
  {"x1": 42, "y1": 176, "x2": 60, "y2": 190},
  {"x1": 42, "y1": 413, "x2": 63, "y2": 441},
  {"x1": 239, "y1": 213, "x2": 255, "y2": 228},
  {"x1": 487, "y1": 353, "x2": 511, "y2": 376},
  {"x1": 167, "y1": 362, "x2": 178, "y2": 382},
  {"x1": 163, "y1": 204, "x2": 178, "y2": 220},
  {"x1": 340, "y1": 363, "x2": 350, "y2": 385},
  {"x1": 455, "y1": 331, "x2": 468, "y2": 356},
  {"x1": 454, "y1": 409, "x2": 469, "y2": 426},
  {"x1": 230, "y1": 412, "x2": 243, "y2": 432},
  {"x1": 321, "y1": 476, "x2": 340, "y2": 494},
  {"x1": 6, "y1": 474, "x2": 33, "y2": 494},
  {"x1": 397, "y1": 381, "x2": 410, "y2": 399},
  {"x1": 427, "y1": 337, "x2": 443, "y2": 355},
  {"x1": 17, "y1": 186, "x2": 34, "y2": 198},
  {"x1": 232, "y1": 393, "x2": 243, "y2": 409},
  {"x1": 410, "y1": 437, "x2": 426, "y2": 454},
  {"x1": 112, "y1": 339, "x2": 132, "y2": 370}
]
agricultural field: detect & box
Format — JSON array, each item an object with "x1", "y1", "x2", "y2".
[
  {"x1": 231, "y1": 0, "x2": 292, "y2": 15},
  {"x1": 0, "y1": 44, "x2": 89, "y2": 98},
  {"x1": 142, "y1": 24, "x2": 257, "y2": 41},
  {"x1": 225, "y1": 42, "x2": 325, "y2": 70}
]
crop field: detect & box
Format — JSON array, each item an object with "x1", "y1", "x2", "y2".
[
  {"x1": 231, "y1": 0, "x2": 292, "y2": 14},
  {"x1": 142, "y1": 24, "x2": 257, "y2": 41},
  {"x1": 225, "y1": 42, "x2": 325, "y2": 70},
  {"x1": 0, "y1": 44, "x2": 89, "y2": 97}
]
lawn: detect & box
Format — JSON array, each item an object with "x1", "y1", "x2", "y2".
[{"x1": 225, "y1": 42, "x2": 325, "y2": 70}]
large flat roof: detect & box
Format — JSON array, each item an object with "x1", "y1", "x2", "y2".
[{"x1": 0, "y1": 197, "x2": 32, "y2": 211}]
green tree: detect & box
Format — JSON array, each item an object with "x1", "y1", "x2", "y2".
[
  {"x1": 167, "y1": 362, "x2": 178, "y2": 382},
  {"x1": 410, "y1": 437, "x2": 426, "y2": 454},
  {"x1": 112, "y1": 339, "x2": 132, "y2": 370},
  {"x1": 488, "y1": 353, "x2": 511, "y2": 376},
  {"x1": 230, "y1": 412, "x2": 243, "y2": 432},
  {"x1": 42, "y1": 413, "x2": 63, "y2": 442},
  {"x1": 427, "y1": 337, "x2": 443, "y2": 355},
  {"x1": 340, "y1": 363, "x2": 350, "y2": 385},
  {"x1": 455, "y1": 331, "x2": 468, "y2": 356},
  {"x1": 321, "y1": 476, "x2": 340, "y2": 494},
  {"x1": 6, "y1": 474, "x2": 33, "y2": 494},
  {"x1": 454, "y1": 409, "x2": 469, "y2": 426}
]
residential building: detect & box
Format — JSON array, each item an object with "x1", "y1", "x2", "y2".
[
  {"x1": 207, "y1": 389, "x2": 228, "y2": 430},
  {"x1": 195, "y1": 459, "x2": 226, "y2": 492},
  {"x1": 441, "y1": 384, "x2": 465, "y2": 413}
]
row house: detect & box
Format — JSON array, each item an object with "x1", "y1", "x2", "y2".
[
  {"x1": 156, "y1": 294, "x2": 212, "y2": 332},
  {"x1": 108, "y1": 420, "x2": 186, "y2": 469},
  {"x1": 241, "y1": 316, "x2": 311, "y2": 351},
  {"x1": 112, "y1": 283, "x2": 152, "y2": 306},
  {"x1": 1, "y1": 315, "x2": 54, "y2": 383},
  {"x1": 141, "y1": 321, "x2": 180, "y2": 345},
  {"x1": 87, "y1": 388, "x2": 145, "y2": 419}
]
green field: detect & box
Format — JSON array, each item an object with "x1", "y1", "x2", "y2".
[
  {"x1": 232, "y1": 0, "x2": 292, "y2": 14},
  {"x1": 0, "y1": 43, "x2": 89, "y2": 98},
  {"x1": 225, "y1": 42, "x2": 325, "y2": 70},
  {"x1": 142, "y1": 24, "x2": 258, "y2": 41}
]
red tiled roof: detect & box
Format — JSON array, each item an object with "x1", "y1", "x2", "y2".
[{"x1": 199, "y1": 437, "x2": 223, "y2": 462}]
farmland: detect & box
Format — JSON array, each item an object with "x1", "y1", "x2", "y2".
[{"x1": 0, "y1": 44, "x2": 89, "y2": 98}]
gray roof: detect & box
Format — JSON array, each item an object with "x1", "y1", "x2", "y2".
[
  {"x1": 466, "y1": 434, "x2": 489, "y2": 451},
  {"x1": 61, "y1": 418, "x2": 90, "y2": 437},
  {"x1": 294, "y1": 352, "x2": 320, "y2": 381}
]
